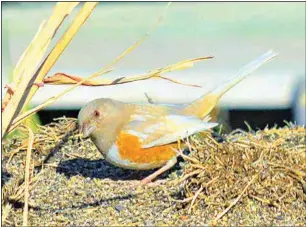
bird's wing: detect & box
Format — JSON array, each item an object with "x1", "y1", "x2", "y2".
[{"x1": 122, "y1": 113, "x2": 218, "y2": 148}]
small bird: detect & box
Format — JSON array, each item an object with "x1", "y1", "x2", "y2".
[{"x1": 78, "y1": 50, "x2": 277, "y2": 185}]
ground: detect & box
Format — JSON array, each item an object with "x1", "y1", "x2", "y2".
[{"x1": 2, "y1": 118, "x2": 305, "y2": 226}]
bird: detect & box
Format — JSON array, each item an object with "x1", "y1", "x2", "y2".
[{"x1": 78, "y1": 50, "x2": 277, "y2": 185}]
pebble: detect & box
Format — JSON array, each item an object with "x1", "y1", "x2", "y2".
[{"x1": 115, "y1": 204, "x2": 125, "y2": 213}]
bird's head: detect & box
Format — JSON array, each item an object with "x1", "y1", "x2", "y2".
[{"x1": 78, "y1": 98, "x2": 125, "y2": 138}]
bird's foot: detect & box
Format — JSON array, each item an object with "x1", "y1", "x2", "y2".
[{"x1": 141, "y1": 179, "x2": 168, "y2": 187}]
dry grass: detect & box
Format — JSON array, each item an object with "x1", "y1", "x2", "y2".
[
  {"x1": 173, "y1": 124, "x2": 305, "y2": 225},
  {"x1": 22, "y1": 126, "x2": 34, "y2": 226},
  {"x1": 2, "y1": 2, "x2": 81, "y2": 137},
  {"x1": 1, "y1": 4, "x2": 215, "y2": 222},
  {"x1": 3, "y1": 2, "x2": 214, "y2": 137},
  {"x1": 1, "y1": 2, "x2": 303, "y2": 226},
  {"x1": 2, "y1": 118, "x2": 305, "y2": 226}
]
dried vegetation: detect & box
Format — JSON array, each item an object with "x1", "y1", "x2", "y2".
[
  {"x1": 2, "y1": 118, "x2": 305, "y2": 226},
  {"x1": 2, "y1": 2, "x2": 305, "y2": 226}
]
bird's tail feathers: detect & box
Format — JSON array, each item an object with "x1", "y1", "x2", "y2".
[{"x1": 182, "y1": 50, "x2": 278, "y2": 119}]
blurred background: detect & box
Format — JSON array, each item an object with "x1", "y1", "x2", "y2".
[{"x1": 2, "y1": 2, "x2": 305, "y2": 131}]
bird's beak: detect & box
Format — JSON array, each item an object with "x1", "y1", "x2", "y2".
[{"x1": 79, "y1": 122, "x2": 96, "y2": 138}]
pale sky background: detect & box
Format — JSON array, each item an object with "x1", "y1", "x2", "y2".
[{"x1": 2, "y1": 2, "x2": 305, "y2": 109}]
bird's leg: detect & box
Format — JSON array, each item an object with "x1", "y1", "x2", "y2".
[{"x1": 140, "y1": 157, "x2": 177, "y2": 185}]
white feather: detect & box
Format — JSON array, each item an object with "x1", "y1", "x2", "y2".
[
  {"x1": 106, "y1": 144, "x2": 168, "y2": 170},
  {"x1": 142, "y1": 114, "x2": 218, "y2": 148},
  {"x1": 125, "y1": 129, "x2": 148, "y2": 140}
]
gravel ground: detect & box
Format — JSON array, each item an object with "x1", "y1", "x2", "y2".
[{"x1": 2, "y1": 118, "x2": 305, "y2": 226}]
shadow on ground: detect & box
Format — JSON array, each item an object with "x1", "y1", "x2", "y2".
[
  {"x1": 1, "y1": 170, "x2": 12, "y2": 188},
  {"x1": 56, "y1": 157, "x2": 184, "y2": 181}
]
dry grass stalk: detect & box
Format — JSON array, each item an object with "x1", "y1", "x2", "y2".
[
  {"x1": 5, "y1": 2, "x2": 174, "y2": 136},
  {"x1": 172, "y1": 147, "x2": 201, "y2": 164},
  {"x1": 98, "y1": 2, "x2": 171, "y2": 72},
  {"x1": 1, "y1": 21, "x2": 46, "y2": 113},
  {"x1": 2, "y1": 203, "x2": 12, "y2": 225},
  {"x1": 37, "y1": 120, "x2": 77, "y2": 166},
  {"x1": 175, "y1": 125, "x2": 305, "y2": 224},
  {"x1": 22, "y1": 126, "x2": 34, "y2": 226},
  {"x1": 42, "y1": 56, "x2": 213, "y2": 86},
  {"x1": 2, "y1": 119, "x2": 305, "y2": 225},
  {"x1": 1, "y1": 118, "x2": 78, "y2": 213},
  {"x1": 22, "y1": 2, "x2": 99, "y2": 111},
  {"x1": 2, "y1": 2, "x2": 80, "y2": 138},
  {"x1": 176, "y1": 169, "x2": 203, "y2": 184},
  {"x1": 3, "y1": 1, "x2": 213, "y2": 139},
  {"x1": 210, "y1": 174, "x2": 258, "y2": 224},
  {"x1": 145, "y1": 92, "x2": 155, "y2": 104},
  {"x1": 188, "y1": 185, "x2": 203, "y2": 213},
  {"x1": 8, "y1": 3, "x2": 212, "y2": 134},
  {"x1": 9, "y1": 170, "x2": 45, "y2": 203}
]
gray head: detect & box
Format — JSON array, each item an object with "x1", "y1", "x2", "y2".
[{"x1": 78, "y1": 98, "x2": 126, "y2": 138}]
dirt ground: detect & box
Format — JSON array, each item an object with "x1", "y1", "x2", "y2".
[{"x1": 2, "y1": 118, "x2": 305, "y2": 226}]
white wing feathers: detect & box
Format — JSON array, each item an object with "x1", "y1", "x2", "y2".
[{"x1": 123, "y1": 114, "x2": 218, "y2": 148}]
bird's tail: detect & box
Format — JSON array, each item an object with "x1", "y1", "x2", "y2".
[{"x1": 182, "y1": 50, "x2": 278, "y2": 119}]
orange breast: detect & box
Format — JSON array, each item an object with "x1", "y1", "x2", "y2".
[{"x1": 116, "y1": 132, "x2": 177, "y2": 164}]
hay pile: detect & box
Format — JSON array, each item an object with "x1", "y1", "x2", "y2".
[{"x1": 2, "y1": 118, "x2": 305, "y2": 226}]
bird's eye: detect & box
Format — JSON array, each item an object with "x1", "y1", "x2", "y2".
[{"x1": 93, "y1": 110, "x2": 100, "y2": 117}]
